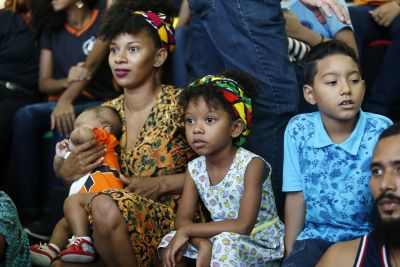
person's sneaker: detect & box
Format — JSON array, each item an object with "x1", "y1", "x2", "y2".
[
  {"x1": 59, "y1": 236, "x2": 95, "y2": 263},
  {"x1": 30, "y1": 243, "x2": 60, "y2": 266}
]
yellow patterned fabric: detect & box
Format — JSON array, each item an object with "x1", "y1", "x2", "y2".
[{"x1": 99, "y1": 85, "x2": 206, "y2": 266}]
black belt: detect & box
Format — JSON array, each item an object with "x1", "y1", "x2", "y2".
[{"x1": 0, "y1": 80, "x2": 38, "y2": 98}]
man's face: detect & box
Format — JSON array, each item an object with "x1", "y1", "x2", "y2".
[{"x1": 370, "y1": 135, "x2": 400, "y2": 222}]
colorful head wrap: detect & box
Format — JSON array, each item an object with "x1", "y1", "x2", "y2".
[
  {"x1": 133, "y1": 11, "x2": 175, "y2": 54},
  {"x1": 188, "y1": 75, "x2": 253, "y2": 146}
]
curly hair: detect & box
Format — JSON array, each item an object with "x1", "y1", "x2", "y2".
[
  {"x1": 98, "y1": 0, "x2": 176, "y2": 49},
  {"x1": 180, "y1": 70, "x2": 259, "y2": 121},
  {"x1": 31, "y1": 0, "x2": 97, "y2": 36}
]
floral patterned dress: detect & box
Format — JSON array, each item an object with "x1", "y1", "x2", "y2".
[
  {"x1": 159, "y1": 148, "x2": 285, "y2": 266},
  {"x1": 0, "y1": 191, "x2": 30, "y2": 267},
  {"x1": 94, "y1": 85, "x2": 202, "y2": 266}
]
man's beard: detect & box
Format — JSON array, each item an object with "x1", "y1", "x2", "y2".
[{"x1": 370, "y1": 193, "x2": 400, "y2": 248}]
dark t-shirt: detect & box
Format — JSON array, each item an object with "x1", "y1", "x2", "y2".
[
  {"x1": 0, "y1": 11, "x2": 40, "y2": 90},
  {"x1": 41, "y1": 9, "x2": 119, "y2": 101}
]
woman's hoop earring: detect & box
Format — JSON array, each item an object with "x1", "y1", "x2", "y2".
[{"x1": 75, "y1": 0, "x2": 84, "y2": 8}]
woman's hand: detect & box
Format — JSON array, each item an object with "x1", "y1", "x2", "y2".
[
  {"x1": 370, "y1": 1, "x2": 400, "y2": 27},
  {"x1": 300, "y1": 0, "x2": 351, "y2": 24},
  {"x1": 120, "y1": 175, "x2": 163, "y2": 200},
  {"x1": 68, "y1": 62, "x2": 92, "y2": 82},
  {"x1": 162, "y1": 230, "x2": 189, "y2": 267},
  {"x1": 51, "y1": 99, "x2": 75, "y2": 136},
  {"x1": 59, "y1": 139, "x2": 105, "y2": 185}
]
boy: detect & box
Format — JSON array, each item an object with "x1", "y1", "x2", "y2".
[
  {"x1": 30, "y1": 106, "x2": 123, "y2": 266},
  {"x1": 282, "y1": 40, "x2": 392, "y2": 266}
]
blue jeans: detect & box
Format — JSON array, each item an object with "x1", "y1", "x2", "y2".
[
  {"x1": 13, "y1": 101, "x2": 100, "y2": 216},
  {"x1": 283, "y1": 239, "x2": 334, "y2": 267},
  {"x1": 349, "y1": 5, "x2": 400, "y2": 120},
  {"x1": 172, "y1": 15, "x2": 225, "y2": 87},
  {"x1": 188, "y1": 0, "x2": 299, "y2": 217}
]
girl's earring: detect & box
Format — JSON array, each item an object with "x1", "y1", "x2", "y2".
[{"x1": 75, "y1": 0, "x2": 84, "y2": 8}]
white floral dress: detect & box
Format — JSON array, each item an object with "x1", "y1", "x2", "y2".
[{"x1": 158, "y1": 148, "x2": 284, "y2": 266}]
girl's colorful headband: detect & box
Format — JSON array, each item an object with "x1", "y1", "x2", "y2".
[
  {"x1": 133, "y1": 11, "x2": 176, "y2": 54},
  {"x1": 188, "y1": 75, "x2": 253, "y2": 146}
]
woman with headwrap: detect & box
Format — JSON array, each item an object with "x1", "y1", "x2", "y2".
[{"x1": 53, "y1": 1, "x2": 207, "y2": 266}]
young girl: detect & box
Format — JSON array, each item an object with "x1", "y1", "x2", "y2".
[{"x1": 159, "y1": 73, "x2": 285, "y2": 266}]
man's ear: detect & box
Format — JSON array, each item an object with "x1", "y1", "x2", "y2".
[
  {"x1": 303, "y1": 84, "x2": 317, "y2": 105},
  {"x1": 154, "y1": 48, "x2": 168, "y2": 68},
  {"x1": 231, "y1": 119, "x2": 245, "y2": 139}
]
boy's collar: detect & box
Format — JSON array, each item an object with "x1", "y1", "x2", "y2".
[{"x1": 311, "y1": 110, "x2": 366, "y2": 155}]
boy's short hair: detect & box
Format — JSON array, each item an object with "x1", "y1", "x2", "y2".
[
  {"x1": 378, "y1": 122, "x2": 400, "y2": 141},
  {"x1": 303, "y1": 40, "x2": 360, "y2": 85},
  {"x1": 85, "y1": 106, "x2": 122, "y2": 139}
]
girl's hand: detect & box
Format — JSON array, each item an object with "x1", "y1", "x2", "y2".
[
  {"x1": 121, "y1": 175, "x2": 162, "y2": 200},
  {"x1": 59, "y1": 139, "x2": 105, "y2": 184},
  {"x1": 196, "y1": 239, "x2": 212, "y2": 267},
  {"x1": 163, "y1": 230, "x2": 189, "y2": 267}
]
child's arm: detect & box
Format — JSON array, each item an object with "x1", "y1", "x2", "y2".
[
  {"x1": 177, "y1": 158, "x2": 266, "y2": 239},
  {"x1": 284, "y1": 191, "x2": 305, "y2": 256},
  {"x1": 162, "y1": 169, "x2": 199, "y2": 266}
]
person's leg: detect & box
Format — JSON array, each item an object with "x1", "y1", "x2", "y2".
[
  {"x1": 188, "y1": 0, "x2": 299, "y2": 217},
  {"x1": 90, "y1": 190, "x2": 176, "y2": 267},
  {"x1": 364, "y1": 16, "x2": 400, "y2": 120},
  {"x1": 171, "y1": 25, "x2": 190, "y2": 88},
  {"x1": 13, "y1": 101, "x2": 56, "y2": 219},
  {"x1": 49, "y1": 218, "x2": 71, "y2": 249},
  {"x1": 63, "y1": 193, "x2": 97, "y2": 237},
  {"x1": 90, "y1": 194, "x2": 138, "y2": 267},
  {"x1": 0, "y1": 96, "x2": 36, "y2": 194},
  {"x1": 185, "y1": 14, "x2": 224, "y2": 83},
  {"x1": 283, "y1": 239, "x2": 334, "y2": 267},
  {"x1": 30, "y1": 218, "x2": 71, "y2": 266}
]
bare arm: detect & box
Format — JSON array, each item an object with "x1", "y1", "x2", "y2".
[
  {"x1": 284, "y1": 10, "x2": 331, "y2": 46},
  {"x1": 163, "y1": 158, "x2": 267, "y2": 267},
  {"x1": 181, "y1": 158, "x2": 265, "y2": 237},
  {"x1": 176, "y1": 0, "x2": 191, "y2": 27},
  {"x1": 122, "y1": 171, "x2": 187, "y2": 201},
  {"x1": 38, "y1": 49, "x2": 68, "y2": 95},
  {"x1": 317, "y1": 238, "x2": 360, "y2": 267},
  {"x1": 284, "y1": 191, "x2": 306, "y2": 256},
  {"x1": 334, "y1": 28, "x2": 358, "y2": 56},
  {"x1": 51, "y1": 39, "x2": 110, "y2": 136}
]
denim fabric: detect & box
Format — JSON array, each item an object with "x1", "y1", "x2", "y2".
[
  {"x1": 13, "y1": 101, "x2": 100, "y2": 215},
  {"x1": 283, "y1": 239, "x2": 334, "y2": 267},
  {"x1": 349, "y1": 5, "x2": 400, "y2": 121},
  {"x1": 188, "y1": 0, "x2": 299, "y2": 217},
  {"x1": 171, "y1": 26, "x2": 190, "y2": 88}
]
